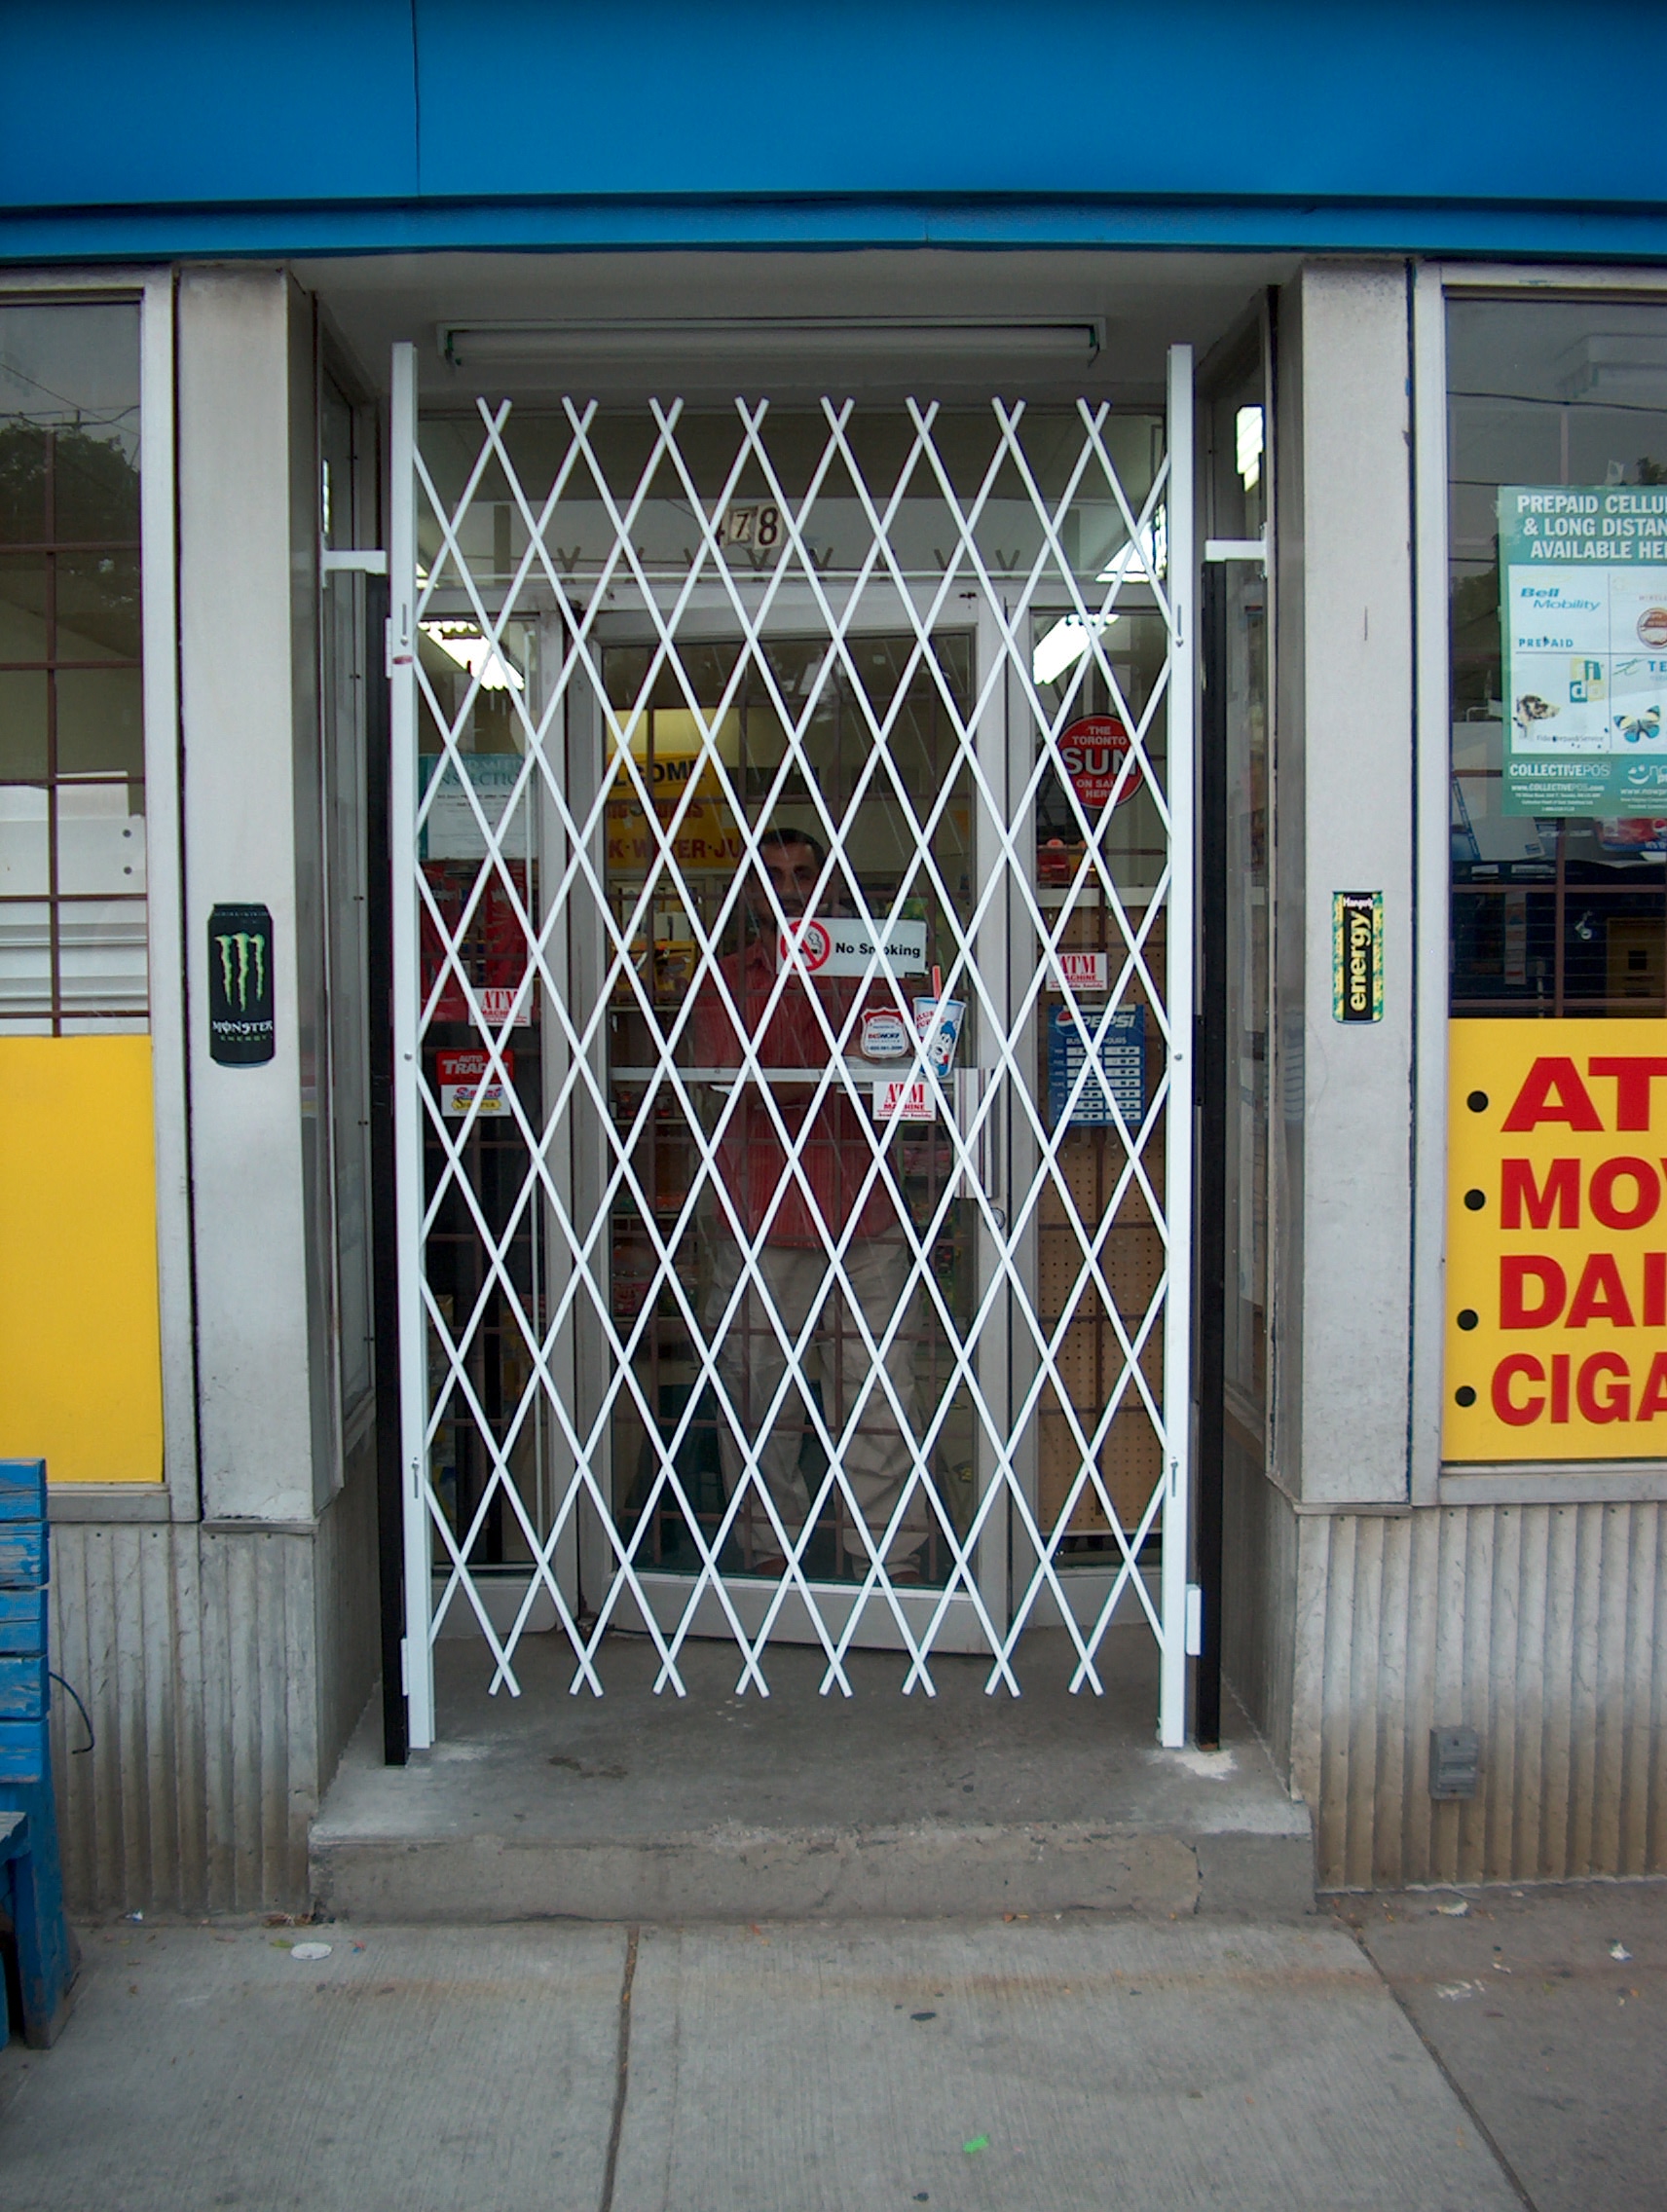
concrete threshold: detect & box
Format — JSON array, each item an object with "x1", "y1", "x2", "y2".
[{"x1": 311, "y1": 1626, "x2": 1313, "y2": 1924}]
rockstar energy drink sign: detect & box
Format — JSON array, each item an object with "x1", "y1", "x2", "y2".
[
  {"x1": 207, "y1": 902, "x2": 276, "y2": 1064},
  {"x1": 1446, "y1": 1019, "x2": 1667, "y2": 1459}
]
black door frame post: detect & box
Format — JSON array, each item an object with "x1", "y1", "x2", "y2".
[
  {"x1": 1194, "y1": 561, "x2": 1229, "y2": 1750},
  {"x1": 364, "y1": 571, "x2": 410, "y2": 1765}
]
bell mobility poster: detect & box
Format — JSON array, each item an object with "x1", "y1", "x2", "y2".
[
  {"x1": 1446, "y1": 1020, "x2": 1667, "y2": 1460},
  {"x1": 1500, "y1": 484, "x2": 1667, "y2": 816}
]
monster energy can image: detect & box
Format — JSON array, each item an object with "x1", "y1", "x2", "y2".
[{"x1": 207, "y1": 902, "x2": 277, "y2": 1064}]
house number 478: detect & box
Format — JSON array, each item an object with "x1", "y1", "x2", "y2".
[{"x1": 722, "y1": 502, "x2": 781, "y2": 548}]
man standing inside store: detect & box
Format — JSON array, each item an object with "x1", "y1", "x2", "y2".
[{"x1": 691, "y1": 826, "x2": 927, "y2": 1581}]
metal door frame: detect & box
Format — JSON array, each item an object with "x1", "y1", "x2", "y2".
[{"x1": 388, "y1": 343, "x2": 1197, "y2": 1747}]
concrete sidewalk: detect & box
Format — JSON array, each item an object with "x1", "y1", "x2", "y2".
[
  {"x1": 1343, "y1": 1881, "x2": 1667, "y2": 2212},
  {"x1": 0, "y1": 1912, "x2": 1528, "y2": 2212}
]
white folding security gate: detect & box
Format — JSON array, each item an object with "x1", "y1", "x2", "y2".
[{"x1": 389, "y1": 342, "x2": 1196, "y2": 1746}]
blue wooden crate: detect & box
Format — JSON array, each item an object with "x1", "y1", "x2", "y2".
[
  {"x1": 0, "y1": 1720, "x2": 46, "y2": 1786},
  {"x1": 0, "y1": 1526, "x2": 47, "y2": 1591},
  {"x1": 0, "y1": 1658, "x2": 47, "y2": 1722},
  {"x1": 0, "y1": 1462, "x2": 46, "y2": 1525},
  {"x1": 0, "y1": 1591, "x2": 46, "y2": 1656}
]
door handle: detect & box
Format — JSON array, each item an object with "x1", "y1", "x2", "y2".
[{"x1": 954, "y1": 1068, "x2": 1003, "y2": 1222}]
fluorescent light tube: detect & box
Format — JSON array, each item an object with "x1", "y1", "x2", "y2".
[{"x1": 1032, "y1": 613, "x2": 1116, "y2": 686}]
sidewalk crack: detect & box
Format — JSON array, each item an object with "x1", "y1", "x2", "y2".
[{"x1": 598, "y1": 1923, "x2": 641, "y2": 2212}]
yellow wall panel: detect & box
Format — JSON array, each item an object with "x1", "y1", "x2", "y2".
[{"x1": 0, "y1": 1036, "x2": 164, "y2": 1484}]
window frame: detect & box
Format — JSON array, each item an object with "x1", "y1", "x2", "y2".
[
  {"x1": 1412, "y1": 260, "x2": 1667, "y2": 1506},
  {"x1": 3, "y1": 269, "x2": 191, "y2": 1521},
  {"x1": 316, "y1": 345, "x2": 381, "y2": 1463}
]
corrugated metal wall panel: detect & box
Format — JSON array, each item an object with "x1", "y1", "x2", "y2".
[
  {"x1": 1221, "y1": 1438, "x2": 1299, "y2": 1774},
  {"x1": 1299, "y1": 1502, "x2": 1667, "y2": 1891},
  {"x1": 47, "y1": 1523, "x2": 319, "y2": 1915},
  {"x1": 45, "y1": 1460, "x2": 381, "y2": 1916},
  {"x1": 315, "y1": 1443, "x2": 380, "y2": 1788},
  {"x1": 48, "y1": 1527, "x2": 187, "y2": 1912},
  {"x1": 44, "y1": 1484, "x2": 1662, "y2": 1905}
]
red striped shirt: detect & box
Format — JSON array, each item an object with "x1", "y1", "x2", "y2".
[{"x1": 691, "y1": 938, "x2": 902, "y2": 1246}]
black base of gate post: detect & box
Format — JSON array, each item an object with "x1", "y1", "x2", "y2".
[
  {"x1": 365, "y1": 573, "x2": 410, "y2": 1766},
  {"x1": 1195, "y1": 564, "x2": 1228, "y2": 1751}
]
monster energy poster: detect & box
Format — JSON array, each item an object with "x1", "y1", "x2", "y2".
[
  {"x1": 1500, "y1": 485, "x2": 1667, "y2": 815},
  {"x1": 208, "y1": 903, "x2": 275, "y2": 1064}
]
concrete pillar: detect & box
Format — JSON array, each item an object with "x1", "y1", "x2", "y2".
[
  {"x1": 1282, "y1": 264, "x2": 1417, "y2": 1508},
  {"x1": 177, "y1": 268, "x2": 319, "y2": 1523}
]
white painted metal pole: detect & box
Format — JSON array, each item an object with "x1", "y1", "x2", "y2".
[
  {"x1": 389, "y1": 342, "x2": 435, "y2": 1748},
  {"x1": 1160, "y1": 345, "x2": 1196, "y2": 1749},
  {"x1": 1409, "y1": 266, "x2": 1453, "y2": 1507}
]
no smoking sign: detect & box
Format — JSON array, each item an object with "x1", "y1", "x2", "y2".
[{"x1": 779, "y1": 918, "x2": 834, "y2": 973}]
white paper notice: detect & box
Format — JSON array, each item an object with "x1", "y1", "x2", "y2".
[{"x1": 871, "y1": 1079, "x2": 935, "y2": 1122}]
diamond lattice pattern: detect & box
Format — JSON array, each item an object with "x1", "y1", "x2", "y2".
[{"x1": 402, "y1": 393, "x2": 1187, "y2": 1706}]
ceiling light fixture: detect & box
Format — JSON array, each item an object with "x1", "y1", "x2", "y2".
[
  {"x1": 438, "y1": 317, "x2": 1105, "y2": 373},
  {"x1": 421, "y1": 620, "x2": 524, "y2": 692},
  {"x1": 1032, "y1": 613, "x2": 1117, "y2": 687}
]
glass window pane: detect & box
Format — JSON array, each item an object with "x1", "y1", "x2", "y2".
[
  {"x1": 56, "y1": 896, "x2": 147, "y2": 1014},
  {"x1": 0, "y1": 784, "x2": 49, "y2": 894},
  {"x1": 1449, "y1": 297, "x2": 1667, "y2": 1017},
  {"x1": 0, "y1": 551, "x2": 48, "y2": 659},
  {"x1": 0, "y1": 670, "x2": 47, "y2": 778},
  {"x1": 0, "y1": 425, "x2": 47, "y2": 544},
  {"x1": 55, "y1": 550, "x2": 141, "y2": 661},
  {"x1": 56, "y1": 782, "x2": 144, "y2": 894},
  {"x1": 322, "y1": 375, "x2": 355, "y2": 551},
  {"x1": 0, "y1": 302, "x2": 146, "y2": 1033},
  {"x1": 0, "y1": 899, "x2": 49, "y2": 1021},
  {"x1": 59, "y1": 1011, "x2": 147, "y2": 1035},
  {"x1": 0, "y1": 303, "x2": 140, "y2": 541},
  {"x1": 54, "y1": 424, "x2": 140, "y2": 542},
  {"x1": 56, "y1": 665, "x2": 143, "y2": 778}
]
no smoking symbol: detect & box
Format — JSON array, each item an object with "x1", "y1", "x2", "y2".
[{"x1": 783, "y1": 919, "x2": 833, "y2": 972}]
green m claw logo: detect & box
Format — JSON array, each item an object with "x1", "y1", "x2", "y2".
[{"x1": 215, "y1": 931, "x2": 267, "y2": 1012}]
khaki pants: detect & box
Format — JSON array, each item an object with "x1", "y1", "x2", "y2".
[{"x1": 704, "y1": 1236, "x2": 925, "y2": 1566}]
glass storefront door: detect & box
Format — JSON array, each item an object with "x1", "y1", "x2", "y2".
[
  {"x1": 391, "y1": 362, "x2": 1197, "y2": 1737},
  {"x1": 582, "y1": 604, "x2": 994, "y2": 1656}
]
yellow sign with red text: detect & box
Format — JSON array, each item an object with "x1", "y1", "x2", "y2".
[
  {"x1": 605, "y1": 707, "x2": 744, "y2": 875},
  {"x1": 1446, "y1": 1019, "x2": 1667, "y2": 1460}
]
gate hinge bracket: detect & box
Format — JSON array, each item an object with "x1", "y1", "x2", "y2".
[
  {"x1": 1203, "y1": 528, "x2": 1268, "y2": 573},
  {"x1": 386, "y1": 605, "x2": 415, "y2": 678},
  {"x1": 322, "y1": 546, "x2": 389, "y2": 576},
  {"x1": 1185, "y1": 1583, "x2": 1204, "y2": 1656}
]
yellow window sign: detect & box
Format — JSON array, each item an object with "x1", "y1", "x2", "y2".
[
  {"x1": 1445, "y1": 1018, "x2": 1667, "y2": 1460},
  {"x1": 606, "y1": 707, "x2": 745, "y2": 875}
]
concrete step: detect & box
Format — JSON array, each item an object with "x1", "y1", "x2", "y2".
[{"x1": 311, "y1": 1628, "x2": 1314, "y2": 1924}]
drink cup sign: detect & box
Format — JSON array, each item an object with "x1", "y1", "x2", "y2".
[{"x1": 1059, "y1": 716, "x2": 1140, "y2": 811}]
